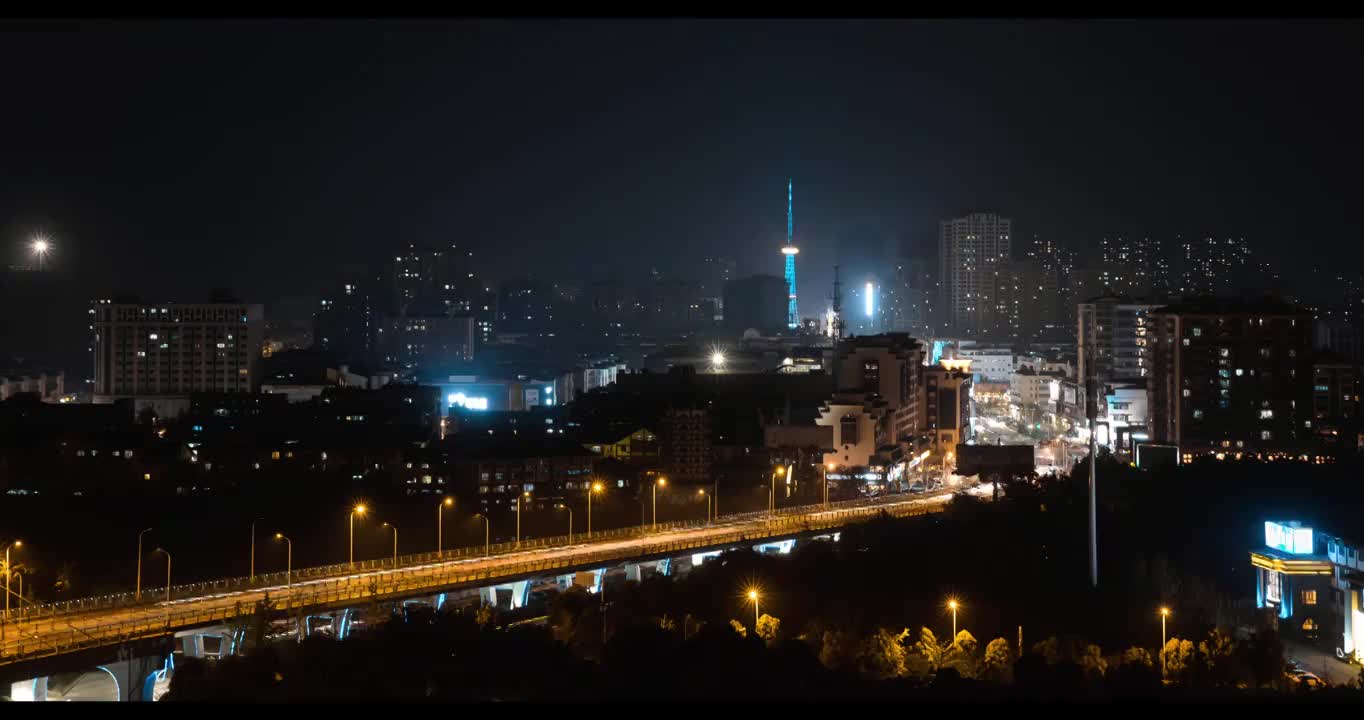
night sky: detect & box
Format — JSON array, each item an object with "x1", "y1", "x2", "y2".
[{"x1": 2, "y1": 19, "x2": 1361, "y2": 308}]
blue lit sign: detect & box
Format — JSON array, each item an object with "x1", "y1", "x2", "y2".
[
  {"x1": 1265, "y1": 521, "x2": 1314, "y2": 554},
  {"x1": 930, "y1": 340, "x2": 947, "y2": 366}
]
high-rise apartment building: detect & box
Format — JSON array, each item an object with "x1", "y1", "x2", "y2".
[
  {"x1": 1077, "y1": 295, "x2": 1159, "y2": 389},
  {"x1": 890, "y1": 258, "x2": 935, "y2": 337},
  {"x1": 91, "y1": 300, "x2": 264, "y2": 415},
  {"x1": 1148, "y1": 298, "x2": 1312, "y2": 452},
  {"x1": 314, "y1": 281, "x2": 374, "y2": 365},
  {"x1": 940, "y1": 213, "x2": 1012, "y2": 337},
  {"x1": 1098, "y1": 236, "x2": 1170, "y2": 297},
  {"x1": 1177, "y1": 237, "x2": 1253, "y2": 296}
]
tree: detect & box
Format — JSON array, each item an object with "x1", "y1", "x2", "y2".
[
  {"x1": 858, "y1": 628, "x2": 907, "y2": 679},
  {"x1": 729, "y1": 619, "x2": 747, "y2": 638},
  {"x1": 1199, "y1": 628, "x2": 1236, "y2": 687},
  {"x1": 914, "y1": 627, "x2": 944, "y2": 670},
  {"x1": 657, "y1": 615, "x2": 677, "y2": 633},
  {"x1": 755, "y1": 614, "x2": 780, "y2": 642},
  {"x1": 982, "y1": 638, "x2": 1013, "y2": 684},
  {"x1": 1161, "y1": 638, "x2": 1195, "y2": 684},
  {"x1": 817, "y1": 629, "x2": 859, "y2": 673},
  {"x1": 941, "y1": 630, "x2": 980, "y2": 679},
  {"x1": 1121, "y1": 647, "x2": 1154, "y2": 669},
  {"x1": 1078, "y1": 643, "x2": 1107, "y2": 682}
]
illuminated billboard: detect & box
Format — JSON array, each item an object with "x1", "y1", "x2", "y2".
[
  {"x1": 447, "y1": 392, "x2": 489, "y2": 411},
  {"x1": 1265, "y1": 521, "x2": 1314, "y2": 555}
]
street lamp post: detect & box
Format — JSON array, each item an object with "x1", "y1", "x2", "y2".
[
  {"x1": 349, "y1": 504, "x2": 367, "y2": 567},
  {"x1": 824, "y1": 463, "x2": 834, "y2": 508},
  {"x1": 652, "y1": 477, "x2": 667, "y2": 530},
  {"x1": 587, "y1": 482, "x2": 603, "y2": 538},
  {"x1": 771, "y1": 467, "x2": 785, "y2": 517},
  {"x1": 250, "y1": 517, "x2": 263, "y2": 583},
  {"x1": 275, "y1": 533, "x2": 292, "y2": 588},
  {"x1": 516, "y1": 491, "x2": 529, "y2": 547},
  {"x1": 1160, "y1": 607, "x2": 1170, "y2": 678},
  {"x1": 438, "y1": 497, "x2": 454, "y2": 553},
  {"x1": 557, "y1": 505, "x2": 573, "y2": 543},
  {"x1": 3, "y1": 541, "x2": 20, "y2": 618},
  {"x1": 154, "y1": 548, "x2": 171, "y2": 604},
  {"x1": 474, "y1": 513, "x2": 490, "y2": 557},
  {"x1": 136, "y1": 529, "x2": 152, "y2": 601},
  {"x1": 697, "y1": 489, "x2": 710, "y2": 523},
  {"x1": 948, "y1": 599, "x2": 959, "y2": 639},
  {"x1": 748, "y1": 589, "x2": 760, "y2": 629},
  {"x1": 382, "y1": 523, "x2": 398, "y2": 565}
]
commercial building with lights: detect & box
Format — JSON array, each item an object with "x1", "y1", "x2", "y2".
[
  {"x1": 91, "y1": 300, "x2": 264, "y2": 417},
  {"x1": 1148, "y1": 297, "x2": 1312, "y2": 453},
  {"x1": 1251, "y1": 521, "x2": 1364, "y2": 661}
]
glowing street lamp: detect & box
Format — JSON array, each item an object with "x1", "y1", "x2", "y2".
[
  {"x1": 710, "y1": 351, "x2": 726, "y2": 371},
  {"x1": 556, "y1": 504, "x2": 573, "y2": 543},
  {"x1": 947, "y1": 598, "x2": 960, "y2": 639},
  {"x1": 275, "y1": 533, "x2": 292, "y2": 588},
  {"x1": 587, "y1": 481, "x2": 604, "y2": 538},
  {"x1": 437, "y1": 497, "x2": 454, "y2": 553},
  {"x1": 747, "y1": 588, "x2": 761, "y2": 628},
  {"x1": 473, "y1": 513, "x2": 490, "y2": 557},
  {"x1": 516, "y1": 491, "x2": 530, "y2": 546},
  {"x1": 697, "y1": 488, "x2": 711, "y2": 523},
  {"x1": 770, "y1": 466, "x2": 786, "y2": 517},
  {"x1": 349, "y1": 504, "x2": 367, "y2": 566},
  {"x1": 30, "y1": 236, "x2": 50, "y2": 271},
  {"x1": 381, "y1": 522, "x2": 398, "y2": 565},
  {"x1": 652, "y1": 477, "x2": 667, "y2": 530},
  {"x1": 2, "y1": 540, "x2": 21, "y2": 618},
  {"x1": 153, "y1": 548, "x2": 172, "y2": 604},
  {"x1": 1159, "y1": 607, "x2": 1171, "y2": 677}
]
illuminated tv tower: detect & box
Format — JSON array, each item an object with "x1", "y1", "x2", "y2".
[{"x1": 781, "y1": 178, "x2": 799, "y2": 329}]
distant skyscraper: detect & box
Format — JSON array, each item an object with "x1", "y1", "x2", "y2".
[
  {"x1": 1177, "y1": 237, "x2": 1252, "y2": 295},
  {"x1": 781, "y1": 179, "x2": 799, "y2": 330},
  {"x1": 315, "y1": 281, "x2": 374, "y2": 365},
  {"x1": 1098, "y1": 236, "x2": 1169, "y2": 296},
  {"x1": 939, "y1": 212, "x2": 1012, "y2": 337}
]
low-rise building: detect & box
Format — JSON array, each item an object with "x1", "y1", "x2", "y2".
[{"x1": 1251, "y1": 520, "x2": 1364, "y2": 661}]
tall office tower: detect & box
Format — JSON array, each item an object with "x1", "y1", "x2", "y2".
[
  {"x1": 390, "y1": 243, "x2": 483, "y2": 315},
  {"x1": 315, "y1": 281, "x2": 374, "y2": 365},
  {"x1": 1177, "y1": 236, "x2": 1253, "y2": 296},
  {"x1": 1147, "y1": 297, "x2": 1311, "y2": 452},
  {"x1": 940, "y1": 212, "x2": 1012, "y2": 337},
  {"x1": 781, "y1": 179, "x2": 800, "y2": 329},
  {"x1": 92, "y1": 300, "x2": 265, "y2": 414}
]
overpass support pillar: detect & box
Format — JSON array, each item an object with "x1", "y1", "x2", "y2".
[
  {"x1": 557, "y1": 574, "x2": 576, "y2": 590},
  {"x1": 690, "y1": 551, "x2": 722, "y2": 568},
  {"x1": 625, "y1": 563, "x2": 642, "y2": 583},
  {"x1": 480, "y1": 586, "x2": 498, "y2": 607},
  {"x1": 509, "y1": 580, "x2": 530, "y2": 609},
  {"x1": 9, "y1": 677, "x2": 48, "y2": 702},
  {"x1": 657, "y1": 558, "x2": 673, "y2": 577}
]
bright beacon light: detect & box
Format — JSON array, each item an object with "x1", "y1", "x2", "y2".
[{"x1": 865, "y1": 282, "x2": 874, "y2": 317}]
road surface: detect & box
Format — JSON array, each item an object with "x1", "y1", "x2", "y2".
[{"x1": 0, "y1": 486, "x2": 989, "y2": 664}]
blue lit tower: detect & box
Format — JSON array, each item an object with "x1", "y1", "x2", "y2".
[{"x1": 781, "y1": 178, "x2": 799, "y2": 329}]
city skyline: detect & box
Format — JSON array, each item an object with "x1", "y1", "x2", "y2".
[{"x1": 2, "y1": 19, "x2": 1363, "y2": 309}]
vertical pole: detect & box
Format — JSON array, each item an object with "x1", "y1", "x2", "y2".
[
  {"x1": 652, "y1": 483, "x2": 657, "y2": 530},
  {"x1": 587, "y1": 490, "x2": 592, "y2": 539},
  {"x1": 1085, "y1": 307, "x2": 1099, "y2": 589},
  {"x1": 437, "y1": 503, "x2": 442, "y2": 554},
  {"x1": 714, "y1": 480, "x2": 718, "y2": 519},
  {"x1": 349, "y1": 513, "x2": 354, "y2": 567},
  {"x1": 754, "y1": 597, "x2": 760, "y2": 629},
  {"x1": 250, "y1": 521, "x2": 256, "y2": 583},
  {"x1": 1161, "y1": 613, "x2": 1167, "y2": 677}
]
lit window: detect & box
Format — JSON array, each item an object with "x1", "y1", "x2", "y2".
[
  {"x1": 1259, "y1": 409, "x2": 1274, "y2": 419},
  {"x1": 1260, "y1": 430, "x2": 1272, "y2": 441},
  {"x1": 1304, "y1": 590, "x2": 1317, "y2": 605}
]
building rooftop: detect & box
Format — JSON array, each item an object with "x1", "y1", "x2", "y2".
[{"x1": 1153, "y1": 295, "x2": 1306, "y2": 316}]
